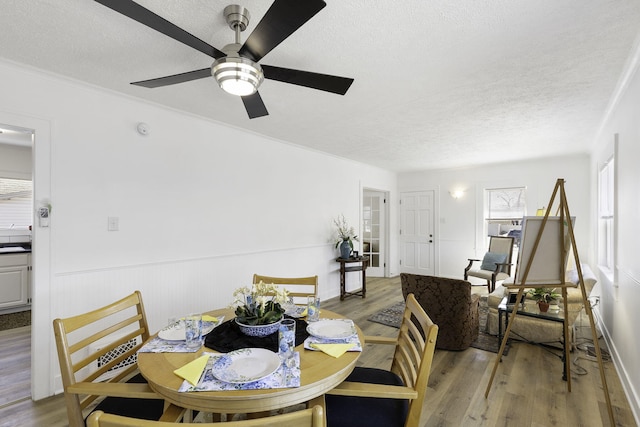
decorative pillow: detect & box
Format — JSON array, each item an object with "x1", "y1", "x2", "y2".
[{"x1": 480, "y1": 252, "x2": 507, "y2": 271}]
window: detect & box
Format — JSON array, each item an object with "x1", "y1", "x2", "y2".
[
  {"x1": 598, "y1": 158, "x2": 614, "y2": 273},
  {"x1": 0, "y1": 178, "x2": 33, "y2": 229},
  {"x1": 485, "y1": 187, "x2": 526, "y2": 245}
]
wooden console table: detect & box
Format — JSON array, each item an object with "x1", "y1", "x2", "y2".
[{"x1": 336, "y1": 256, "x2": 369, "y2": 300}]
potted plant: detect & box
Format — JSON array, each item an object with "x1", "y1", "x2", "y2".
[
  {"x1": 526, "y1": 287, "x2": 560, "y2": 312},
  {"x1": 334, "y1": 214, "x2": 359, "y2": 259},
  {"x1": 232, "y1": 281, "x2": 289, "y2": 336}
]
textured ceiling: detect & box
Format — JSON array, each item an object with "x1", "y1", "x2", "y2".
[{"x1": 1, "y1": 0, "x2": 639, "y2": 172}]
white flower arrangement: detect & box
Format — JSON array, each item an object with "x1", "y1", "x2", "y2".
[
  {"x1": 333, "y1": 214, "x2": 359, "y2": 250},
  {"x1": 232, "y1": 281, "x2": 289, "y2": 325}
]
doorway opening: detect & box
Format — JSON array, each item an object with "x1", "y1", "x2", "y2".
[{"x1": 0, "y1": 122, "x2": 34, "y2": 405}]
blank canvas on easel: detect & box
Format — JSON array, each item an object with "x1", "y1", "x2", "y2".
[{"x1": 514, "y1": 216, "x2": 575, "y2": 285}]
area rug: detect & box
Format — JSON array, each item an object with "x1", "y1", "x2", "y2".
[
  {"x1": 367, "y1": 297, "x2": 509, "y2": 355},
  {"x1": 367, "y1": 301, "x2": 405, "y2": 328}
]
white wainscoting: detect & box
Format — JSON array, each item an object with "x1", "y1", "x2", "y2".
[{"x1": 48, "y1": 243, "x2": 360, "y2": 393}]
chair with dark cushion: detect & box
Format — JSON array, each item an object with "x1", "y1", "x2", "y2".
[
  {"x1": 400, "y1": 273, "x2": 479, "y2": 351},
  {"x1": 53, "y1": 291, "x2": 185, "y2": 426},
  {"x1": 321, "y1": 293, "x2": 438, "y2": 427}
]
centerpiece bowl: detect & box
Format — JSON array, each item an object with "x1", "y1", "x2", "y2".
[
  {"x1": 235, "y1": 316, "x2": 283, "y2": 337},
  {"x1": 232, "y1": 281, "x2": 288, "y2": 337}
]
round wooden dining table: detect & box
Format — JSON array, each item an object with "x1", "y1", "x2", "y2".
[{"x1": 137, "y1": 308, "x2": 363, "y2": 414}]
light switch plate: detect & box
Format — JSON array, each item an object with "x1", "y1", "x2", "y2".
[
  {"x1": 38, "y1": 207, "x2": 50, "y2": 227},
  {"x1": 108, "y1": 216, "x2": 119, "y2": 231}
]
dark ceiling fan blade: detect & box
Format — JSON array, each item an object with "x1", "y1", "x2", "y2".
[
  {"x1": 238, "y1": 0, "x2": 327, "y2": 62},
  {"x1": 242, "y1": 92, "x2": 269, "y2": 119},
  {"x1": 131, "y1": 68, "x2": 211, "y2": 88},
  {"x1": 94, "y1": 0, "x2": 226, "y2": 59},
  {"x1": 262, "y1": 65, "x2": 354, "y2": 95}
]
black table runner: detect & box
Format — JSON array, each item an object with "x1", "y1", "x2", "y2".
[{"x1": 204, "y1": 316, "x2": 309, "y2": 353}]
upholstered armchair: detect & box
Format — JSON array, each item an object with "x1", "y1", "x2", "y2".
[
  {"x1": 464, "y1": 236, "x2": 515, "y2": 293},
  {"x1": 400, "y1": 273, "x2": 479, "y2": 351}
]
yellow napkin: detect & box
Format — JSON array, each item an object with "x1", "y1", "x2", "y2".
[
  {"x1": 173, "y1": 354, "x2": 209, "y2": 386},
  {"x1": 310, "y1": 343, "x2": 353, "y2": 358}
]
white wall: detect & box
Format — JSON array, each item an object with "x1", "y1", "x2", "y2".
[
  {"x1": 0, "y1": 143, "x2": 31, "y2": 179},
  {"x1": 591, "y1": 42, "x2": 640, "y2": 421},
  {"x1": 0, "y1": 144, "x2": 32, "y2": 236},
  {"x1": 0, "y1": 60, "x2": 397, "y2": 398},
  {"x1": 398, "y1": 155, "x2": 591, "y2": 280}
]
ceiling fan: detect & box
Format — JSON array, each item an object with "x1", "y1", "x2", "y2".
[{"x1": 94, "y1": 0, "x2": 354, "y2": 119}]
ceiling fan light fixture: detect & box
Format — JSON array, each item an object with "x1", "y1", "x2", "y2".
[{"x1": 212, "y1": 56, "x2": 264, "y2": 96}]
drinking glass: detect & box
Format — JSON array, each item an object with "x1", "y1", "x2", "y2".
[
  {"x1": 282, "y1": 296, "x2": 295, "y2": 314},
  {"x1": 184, "y1": 313, "x2": 202, "y2": 350},
  {"x1": 167, "y1": 316, "x2": 179, "y2": 327},
  {"x1": 278, "y1": 318, "x2": 296, "y2": 362},
  {"x1": 307, "y1": 296, "x2": 320, "y2": 322}
]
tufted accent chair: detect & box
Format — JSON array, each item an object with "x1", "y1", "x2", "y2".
[{"x1": 400, "y1": 273, "x2": 479, "y2": 351}]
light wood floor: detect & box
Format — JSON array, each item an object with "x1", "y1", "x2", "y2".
[{"x1": 0, "y1": 277, "x2": 636, "y2": 426}]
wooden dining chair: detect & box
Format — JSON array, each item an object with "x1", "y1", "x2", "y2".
[
  {"x1": 320, "y1": 293, "x2": 439, "y2": 427},
  {"x1": 53, "y1": 290, "x2": 185, "y2": 427},
  {"x1": 86, "y1": 405, "x2": 325, "y2": 426},
  {"x1": 252, "y1": 274, "x2": 318, "y2": 305}
]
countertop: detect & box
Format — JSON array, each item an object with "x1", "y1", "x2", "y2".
[{"x1": 0, "y1": 244, "x2": 32, "y2": 254}]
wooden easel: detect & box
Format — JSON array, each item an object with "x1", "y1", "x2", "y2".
[{"x1": 484, "y1": 179, "x2": 615, "y2": 426}]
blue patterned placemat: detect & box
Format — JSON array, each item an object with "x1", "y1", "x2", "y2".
[{"x1": 178, "y1": 351, "x2": 300, "y2": 392}]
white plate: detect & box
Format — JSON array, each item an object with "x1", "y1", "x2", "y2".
[
  {"x1": 157, "y1": 316, "x2": 224, "y2": 341},
  {"x1": 212, "y1": 348, "x2": 280, "y2": 384},
  {"x1": 306, "y1": 319, "x2": 356, "y2": 340}
]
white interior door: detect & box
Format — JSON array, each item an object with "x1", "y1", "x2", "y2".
[
  {"x1": 400, "y1": 191, "x2": 435, "y2": 275},
  {"x1": 362, "y1": 190, "x2": 385, "y2": 276}
]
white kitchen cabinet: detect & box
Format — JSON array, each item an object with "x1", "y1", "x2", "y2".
[{"x1": 0, "y1": 253, "x2": 30, "y2": 310}]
